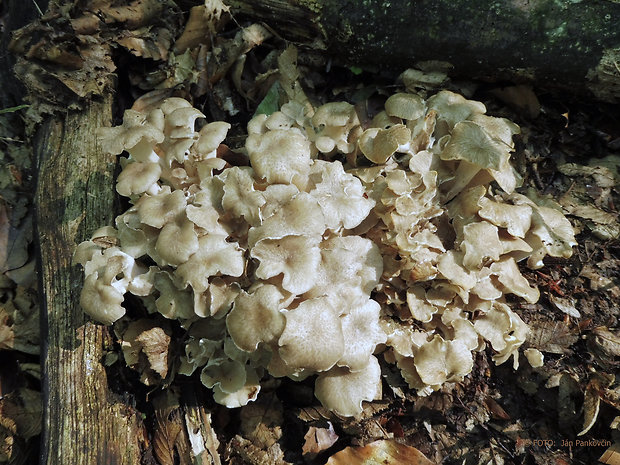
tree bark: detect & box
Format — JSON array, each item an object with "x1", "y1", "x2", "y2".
[
  {"x1": 34, "y1": 94, "x2": 152, "y2": 465},
  {"x1": 227, "y1": 0, "x2": 620, "y2": 102}
]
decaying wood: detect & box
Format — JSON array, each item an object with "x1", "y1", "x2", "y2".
[
  {"x1": 34, "y1": 94, "x2": 151, "y2": 465},
  {"x1": 226, "y1": 0, "x2": 620, "y2": 103}
]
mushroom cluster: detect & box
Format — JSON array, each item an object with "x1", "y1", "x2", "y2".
[{"x1": 75, "y1": 90, "x2": 576, "y2": 416}]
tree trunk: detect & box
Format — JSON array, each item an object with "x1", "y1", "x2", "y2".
[
  {"x1": 227, "y1": 0, "x2": 620, "y2": 102},
  {"x1": 34, "y1": 93, "x2": 152, "y2": 465}
]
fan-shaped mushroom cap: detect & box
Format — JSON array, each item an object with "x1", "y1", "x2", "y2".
[
  {"x1": 358, "y1": 124, "x2": 411, "y2": 164},
  {"x1": 252, "y1": 235, "x2": 322, "y2": 294},
  {"x1": 461, "y1": 221, "x2": 503, "y2": 270},
  {"x1": 137, "y1": 187, "x2": 187, "y2": 229},
  {"x1": 227, "y1": 284, "x2": 287, "y2": 352},
  {"x1": 116, "y1": 161, "x2": 162, "y2": 197},
  {"x1": 427, "y1": 90, "x2": 486, "y2": 134},
  {"x1": 221, "y1": 167, "x2": 265, "y2": 226},
  {"x1": 385, "y1": 93, "x2": 425, "y2": 121},
  {"x1": 248, "y1": 192, "x2": 325, "y2": 247},
  {"x1": 80, "y1": 272, "x2": 126, "y2": 325},
  {"x1": 98, "y1": 109, "x2": 164, "y2": 160},
  {"x1": 308, "y1": 160, "x2": 375, "y2": 231},
  {"x1": 490, "y1": 257, "x2": 539, "y2": 303},
  {"x1": 413, "y1": 335, "x2": 474, "y2": 386},
  {"x1": 314, "y1": 355, "x2": 382, "y2": 417},
  {"x1": 176, "y1": 234, "x2": 245, "y2": 293},
  {"x1": 166, "y1": 107, "x2": 205, "y2": 139},
  {"x1": 153, "y1": 271, "x2": 194, "y2": 320},
  {"x1": 478, "y1": 197, "x2": 532, "y2": 238},
  {"x1": 193, "y1": 121, "x2": 231, "y2": 159},
  {"x1": 278, "y1": 297, "x2": 344, "y2": 373},
  {"x1": 338, "y1": 299, "x2": 386, "y2": 372},
  {"x1": 246, "y1": 128, "x2": 311, "y2": 187},
  {"x1": 201, "y1": 357, "x2": 246, "y2": 394},
  {"x1": 155, "y1": 216, "x2": 199, "y2": 266}
]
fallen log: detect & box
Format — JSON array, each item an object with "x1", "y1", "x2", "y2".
[{"x1": 226, "y1": 0, "x2": 620, "y2": 102}]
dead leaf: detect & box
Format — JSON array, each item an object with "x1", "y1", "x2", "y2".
[
  {"x1": 116, "y1": 26, "x2": 173, "y2": 60},
  {"x1": 152, "y1": 391, "x2": 186, "y2": 465},
  {"x1": 527, "y1": 319, "x2": 579, "y2": 355},
  {"x1": 578, "y1": 373, "x2": 614, "y2": 436},
  {"x1": 240, "y1": 393, "x2": 283, "y2": 449},
  {"x1": 588, "y1": 327, "x2": 620, "y2": 369},
  {"x1": 121, "y1": 319, "x2": 172, "y2": 385},
  {"x1": 0, "y1": 388, "x2": 42, "y2": 441},
  {"x1": 490, "y1": 84, "x2": 541, "y2": 119},
  {"x1": 174, "y1": 1, "x2": 230, "y2": 53},
  {"x1": 302, "y1": 422, "x2": 339, "y2": 458},
  {"x1": 600, "y1": 442, "x2": 620, "y2": 465},
  {"x1": 325, "y1": 439, "x2": 435, "y2": 465},
  {"x1": 0, "y1": 307, "x2": 14, "y2": 351},
  {"x1": 548, "y1": 294, "x2": 580, "y2": 318},
  {"x1": 228, "y1": 435, "x2": 292, "y2": 465}
]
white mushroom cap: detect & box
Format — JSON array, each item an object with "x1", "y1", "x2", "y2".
[
  {"x1": 426, "y1": 90, "x2": 486, "y2": 134},
  {"x1": 116, "y1": 161, "x2": 162, "y2": 198},
  {"x1": 278, "y1": 297, "x2": 344, "y2": 373},
  {"x1": 461, "y1": 221, "x2": 503, "y2": 270},
  {"x1": 385, "y1": 93, "x2": 425, "y2": 121},
  {"x1": 413, "y1": 335, "x2": 474, "y2": 386},
  {"x1": 176, "y1": 234, "x2": 245, "y2": 293},
  {"x1": 308, "y1": 160, "x2": 375, "y2": 231},
  {"x1": 137, "y1": 187, "x2": 187, "y2": 229},
  {"x1": 201, "y1": 357, "x2": 247, "y2": 395},
  {"x1": 337, "y1": 299, "x2": 386, "y2": 372},
  {"x1": 226, "y1": 284, "x2": 287, "y2": 352},
  {"x1": 248, "y1": 192, "x2": 326, "y2": 247},
  {"x1": 193, "y1": 121, "x2": 231, "y2": 159},
  {"x1": 153, "y1": 271, "x2": 194, "y2": 320},
  {"x1": 221, "y1": 167, "x2": 265, "y2": 226},
  {"x1": 251, "y1": 235, "x2": 322, "y2": 294},
  {"x1": 246, "y1": 128, "x2": 311, "y2": 188},
  {"x1": 97, "y1": 109, "x2": 164, "y2": 158},
  {"x1": 358, "y1": 125, "x2": 411, "y2": 164},
  {"x1": 478, "y1": 197, "x2": 532, "y2": 238},
  {"x1": 80, "y1": 272, "x2": 125, "y2": 324},
  {"x1": 154, "y1": 216, "x2": 199, "y2": 266},
  {"x1": 314, "y1": 355, "x2": 382, "y2": 417},
  {"x1": 166, "y1": 107, "x2": 205, "y2": 139},
  {"x1": 211, "y1": 367, "x2": 261, "y2": 408},
  {"x1": 490, "y1": 257, "x2": 540, "y2": 303}
]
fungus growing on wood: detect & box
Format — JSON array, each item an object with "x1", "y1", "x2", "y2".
[{"x1": 77, "y1": 89, "x2": 576, "y2": 416}]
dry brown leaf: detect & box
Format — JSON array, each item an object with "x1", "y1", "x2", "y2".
[
  {"x1": 325, "y1": 439, "x2": 435, "y2": 465},
  {"x1": 240, "y1": 393, "x2": 283, "y2": 449},
  {"x1": 228, "y1": 435, "x2": 291, "y2": 465},
  {"x1": 174, "y1": 2, "x2": 230, "y2": 53},
  {"x1": 121, "y1": 319, "x2": 172, "y2": 385},
  {"x1": 490, "y1": 84, "x2": 541, "y2": 119},
  {"x1": 302, "y1": 422, "x2": 339, "y2": 458},
  {"x1": 600, "y1": 442, "x2": 620, "y2": 465},
  {"x1": 527, "y1": 319, "x2": 579, "y2": 355},
  {"x1": 0, "y1": 388, "x2": 41, "y2": 441},
  {"x1": 588, "y1": 327, "x2": 620, "y2": 369},
  {"x1": 152, "y1": 391, "x2": 186, "y2": 465},
  {"x1": 579, "y1": 373, "x2": 614, "y2": 436},
  {"x1": 116, "y1": 27, "x2": 173, "y2": 60},
  {"x1": 0, "y1": 307, "x2": 14, "y2": 351}
]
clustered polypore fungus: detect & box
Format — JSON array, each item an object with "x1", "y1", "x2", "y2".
[{"x1": 75, "y1": 90, "x2": 576, "y2": 416}]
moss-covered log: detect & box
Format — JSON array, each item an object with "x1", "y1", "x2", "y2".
[{"x1": 227, "y1": 0, "x2": 620, "y2": 102}]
